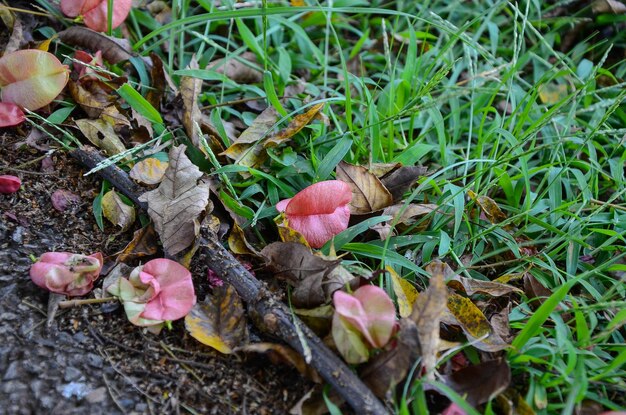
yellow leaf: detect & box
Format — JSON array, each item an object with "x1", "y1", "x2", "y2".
[
  {"x1": 129, "y1": 157, "x2": 168, "y2": 185},
  {"x1": 37, "y1": 36, "x2": 57, "y2": 52},
  {"x1": 291, "y1": 0, "x2": 306, "y2": 5},
  {"x1": 275, "y1": 214, "x2": 310, "y2": 247},
  {"x1": 185, "y1": 284, "x2": 248, "y2": 354},
  {"x1": 386, "y1": 266, "x2": 418, "y2": 318},
  {"x1": 102, "y1": 190, "x2": 135, "y2": 231},
  {"x1": 228, "y1": 222, "x2": 259, "y2": 255},
  {"x1": 538, "y1": 83, "x2": 568, "y2": 105},
  {"x1": 467, "y1": 189, "x2": 507, "y2": 224}
]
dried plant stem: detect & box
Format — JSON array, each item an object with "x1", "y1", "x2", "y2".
[{"x1": 59, "y1": 297, "x2": 116, "y2": 308}]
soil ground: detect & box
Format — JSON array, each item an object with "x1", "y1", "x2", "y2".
[{"x1": 0, "y1": 134, "x2": 311, "y2": 414}]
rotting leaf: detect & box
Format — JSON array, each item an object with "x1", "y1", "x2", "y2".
[
  {"x1": 441, "y1": 358, "x2": 511, "y2": 407},
  {"x1": 180, "y1": 56, "x2": 203, "y2": 148},
  {"x1": 116, "y1": 223, "x2": 159, "y2": 263},
  {"x1": 221, "y1": 106, "x2": 278, "y2": 169},
  {"x1": 468, "y1": 190, "x2": 507, "y2": 224},
  {"x1": 75, "y1": 118, "x2": 127, "y2": 158},
  {"x1": 380, "y1": 165, "x2": 429, "y2": 202},
  {"x1": 207, "y1": 51, "x2": 262, "y2": 84},
  {"x1": 236, "y1": 343, "x2": 322, "y2": 383},
  {"x1": 185, "y1": 283, "x2": 248, "y2": 354},
  {"x1": 360, "y1": 318, "x2": 420, "y2": 398},
  {"x1": 139, "y1": 145, "x2": 211, "y2": 256},
  {"x1": 336, "y1": 161, "x2": 393, "y2": 214},
  {"x1": 386, "y1": 266, "x2": 418, "y2": 318},
  {"x1": 264, "y1": 103, "x2": 324, "y2": 148},
  {"x1": 101, "y1": 190, "x2": 135, "y2": 231},
  {"x1": 523, "y1": 272, "x2": 553, "y2": 308},
  {"x1": 445, "y1": 293, "x2": 509, "y2": 352},
  {"x1": 146, "y1": 53, "x2": 166, "y2": 110},
  {"x1": 411, "y1": 261, "x2": 448, "y2": 380},
  {"x1": 371, "y1": 203, "x2": 437, "y2": 240},
  {"x1": 129, "y1": 157, "x2": 168, "y2": 185},
  {"x1": 228, "y1": 222, "x2": 260, "y2": 256}
]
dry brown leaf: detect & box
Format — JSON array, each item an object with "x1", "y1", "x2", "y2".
[
  {"x1": 68, "y1": 80, "x2": 127, "y2": 127},
  {"x1": 129, "y1": 157, "x2": 168, "y2": 185},
  {"x1": 468, "y1": 190, "x2": 507, "y2": 224},
  {"x1": 221, "y1": 106, "x2": 279, "y2": 169},
  {"x1": 207, "y1": 51, "x2": 263, "y2": 83},
  {"x1": 146, "y1": 53, "x2": 166, "y2": 111},
  {"x1": 261, "y1": 242, "x2": 344, "y2": 307},
  {"x1": 441, "y1": 358, "x2": 511, "y2": 407},
  {"x1": 185, "y1": 284, "x2": 248, "y2": 354},
  {"x1": 523, "y1": 272, "x2": 553, "y2": 308},
  {"x1": 236, "y1": 343, "x2": 322, "y2": 383},
  {"x1": 101, "y1": 190, "x2": 135, "y2": 231},
  {"x1": 116, "y1": 224, "x2": 159, "y2": 263},
  {"x1": 448, "y1": 274, "x2": 523, "y2": 297},
  {"x1": 264, "y1": 103, "x2": 324, "y2": 147},
  {"x1": 368, "y1": 162, "x2": 401, "y2": 178},
  {"x1": 180, "y1": 56, "x2": 203, "y2": 148},
  {"x1": 138, "y1": 145, "x2": 211, "y2": 256},
  {"x1": 380, "y1": 165, "x2": 429, "y2": 201},
  {"x1": 58, "y1": 26, "x2": 135, "y2": 65},
  {"x1": 412, "y1": 260, "x2": 448, "y2": 380},
  {"x1": 371, "y1": 203, "x2": 438, "y2": 239},
  {"x1": 336, "y1": 161, "x2": 393, "y2": 214},
  {"x1": 360, "y1": 318, "x2": 420, "y2": 398}
]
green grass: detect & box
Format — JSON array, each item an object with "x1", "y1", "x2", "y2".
[{"x1": 44, "y1": 0, "x2": 626, "y2": 412}]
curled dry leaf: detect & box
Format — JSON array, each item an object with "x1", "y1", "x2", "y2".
[
  {"x1": 380, "y1": 165, "x2": 429, "y2": 201},
  {"x1": 221, "y1": 106, "x2": 278, "y2": 168},
  {"x1": 185, "y1": 284, "x2": 249, "y2": 354},
  {"x1": 180, "y1": 56, "x2": 203, "y2": 148},
  {"x1": 139, "y1": 145, "x2": 211, "y2": 256},
  {"x1": 207, "y1": 51, "x2": 263, "y2": 83},
  {"x1": 101, "y1": 190, "x2": 136, "y2": 231},
  {"x1": 371, "y1": 203, "x2": 437, "y2": 240},
  {"x1": 116, "y1": 224, "x2": 159, "y2": 263},
  {"x1": 336, "y1": 161, "x2": 393, "y2": 214},
  {"x1": 448, "y1": 274, "x2": 522, "y2": 297},
  {"x1": 129, "y1": 157, "x2": 169, "y2": 185},
  {"x1": 441, "y1": 358, "x2": 511, "y2": 407},
  {"x1": 0, "y1": 49, "x2": 69, "y2": 110},
  {"x1": 264, "y1": 103, "x2": 325, "y2": 148},
  {"x1": 0, "y1": 102, "x2": 25, "y2": 127},
  {"x1": 411, "y1": 260, "x2": 448, "y2": 380},
  {"x1": 58, "y1": 27, "x2": 135, "y2": 65},
  {"x1": 236, "y1": 343, "x2": 322, "y2": 383},
  {"x1": 261, "y1": 242, "x2": 355, "y2": 308}
]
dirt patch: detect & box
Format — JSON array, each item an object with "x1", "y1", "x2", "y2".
[{"x1": 0, "y1": 135, "x2": 311, "y2": 414}]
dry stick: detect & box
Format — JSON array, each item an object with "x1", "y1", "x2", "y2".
[{"x1": 70, "y1": 146, "x2": 389, "y2": 415}]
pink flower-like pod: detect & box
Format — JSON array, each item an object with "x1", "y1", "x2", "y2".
[
  {"x1": 60, "y1": 0, "x2": 132, "y2": 32},
  {"x1": 276, "y1": 180, "x2": 352, "y2": 248},
  {"x1": 30, "y1": 252, "x2": 103, "y2": 296},
  {"x1": 0, "y1": 175, "x2": 21, "y2": 193},
  {"x1": 0, "y1": 103, "x2": 25, "y2": 127},
  {"x1": 130, "y1": 259, "x2": 196, "y2": 321},
  {"x1": 333, "y1": 285, "x2": 396, "y2": 348},
  {"x1": 0, "y1": 50, "x2": 69, "y2": 110}
]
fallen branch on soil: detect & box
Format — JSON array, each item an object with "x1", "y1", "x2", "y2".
[{"x1": 70, "y1": 146, "x2": 390, "y2": 415}]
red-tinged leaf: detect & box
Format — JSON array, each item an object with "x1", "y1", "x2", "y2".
[
  {"x1": 276, "y1": 180, "x2": 352, "y2": 248},
  {"x1": 30, "y1": 252, "x2": 103, "y2": 296},
  {"x1": 60, "y1": 0, "x2": 132, "y2": 32},
  {"x1": 0, "y1": 102, "x2": 25, "y2": 127},
  {"x1": 0, "y1": 50, "x2": 69, "y2": 110},
  {"x1": 50, "y1": 189, "x2": 81, "y2": 212},
  {"x1": 0, "y1": 175, "x2": 21, "y2": 193}
]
